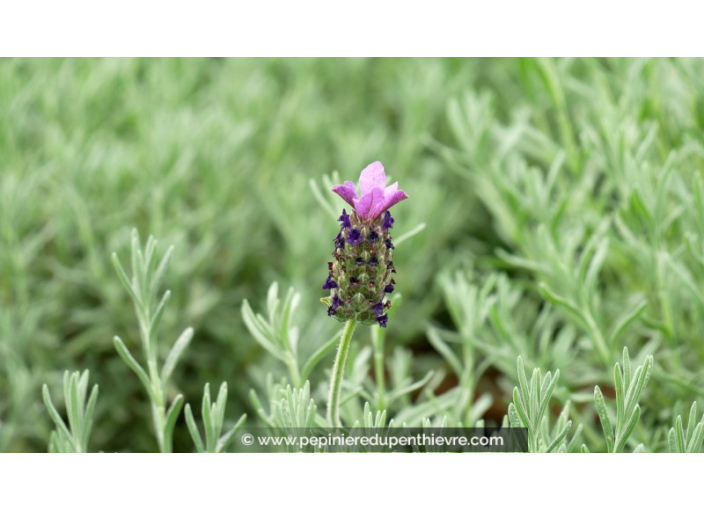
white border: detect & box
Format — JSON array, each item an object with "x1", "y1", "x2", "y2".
[{"x1": 1, "y1": 2, "x2": 702, "y2": 56}]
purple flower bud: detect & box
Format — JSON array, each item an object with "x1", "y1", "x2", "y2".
[
  {"x1": 346, "y1": 229, "x2": 362, "y2": 246},
  {"x1": 382, "y1": 211, "x2": 394, "y2": 230},
  {"x1": 376, "y1": 314, "x2": 388, "y2": 328},
  {"x1": 368, "y1": 231, "x2": 379, "y2": 242},
  {"x1": 384, "y1": 284, "x2": 394, "y2": 294},
  {"x1": 334, "y1": 232, "x2": 345, "y2": 249},
  {"x1": 338, "y1": 209, "x2": 351, "y2": 229},
  {"x1": 322, "y1": 276, "x2": 338, "y2": 290}
]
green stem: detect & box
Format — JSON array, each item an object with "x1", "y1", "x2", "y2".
[
  {"x1": 327, "y1": 320, "x2": 357, "y2": 427},
  {"x1": 372, "y1": 327, "x2": 386, "y2": 411}
]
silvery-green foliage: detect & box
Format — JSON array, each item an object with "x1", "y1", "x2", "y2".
[
  {"x1": 253, "y1": 381, "x2": 321, "y2": 453},
  {"x1": 43, "y1": 370, "x2": 98, "y2": 453},
  {"x1": 508, "y1": 357, "x2": 572, "y2": 453},
  {"x1": 274, "y1": 381, "x2": 318, "y2": 431},
  {"x1": 348, "y1": 402, "x2": 392, "y2": 453},
  {"x1": 412, "y1": 416, "x2": 450, "y2": 453},
  {"x1": 244, "y1": 286, "x2": 437, "y2": 430},
  {"x1": 668, "y1": 402, "x2": 704, "y2": 453},
  {"x1": 243, "y1": 283, "x2": 340, "y2": 388},
  {"x1": 185, "y1": 383, "x2": 246, "y2": 453},
  {"x1": 593, "y1": 348, "x2": 653, "y2": 453},
  {"x1": 112, "y1": 230, "x2": 192, "y2": 453}
]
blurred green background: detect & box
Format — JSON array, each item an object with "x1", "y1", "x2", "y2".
[{"x1": 2, "y1": 58, "x2": 704, "y2": 452}]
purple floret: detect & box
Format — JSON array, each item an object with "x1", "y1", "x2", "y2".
[
  {"x1": 338, "y1": 209, "x2": 351, "y2": 229},
  {"x1": 382, "y1": 211, "x2": 394, "y2": 230},
  {"x1": 346, "y1": 229, "x2": 362, "y2": 246}
]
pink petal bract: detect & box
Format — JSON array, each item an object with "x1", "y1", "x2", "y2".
[
  {"x1": 331, "y1": 161, "x2": 408, "y2": 220},
  {"x1": 331, "y1": 181, "x2": 358, "y2": 208},
  {"x1": 353, "y1": 188, "x2": 385, "y2": 220},
  {"x1": 381, "y1": 189, "x2": 409, "y2": 213},
  {"x1": 359, "y1": 161, "x2": 387, "y2": 196}
]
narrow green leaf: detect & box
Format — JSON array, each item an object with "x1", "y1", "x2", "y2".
[
  {"x1": 686, "y1": 423, "x2": 704, "y2": 453},
  {"x1": 202, "y1": 384, "x2": 214, "y2": 449},
  {"x1": 624, "y1": 365, "x2": 643, "y2": 415},
  {"x1": 149, "y1": 290, "x2": 172, "y2": 338},
  {"x1": 675, "y1": 415, "x2": 685, "y2": 453},
  {"x1": 386, "y1": 371, "x2": 435, "y2": 404},
  {"x1": 111, "y1": 253, "x2": 142, "y2": 306},
  {"x1": 42, "y1": 385, "x2": 72, "y2": 441},
  {"x1": 594, "y1": 386, "x2": 614, "y2": 452},
  {"x1": 516, "y1": 357, "x2": 530, "y2": 410},
  {"x1": 616, "y1": 404, "x2": 641, "y2": 453},
  {"x1": 686, "y1": 402, "x2": 698, "y2": 444},
  {"x1": 566, "y1": 424, "x2": 583, "y2": 453},
  {"x1": 113, "y1": 336, "x2": 153, "y2": 399},
  {"x1": 185, "y1": 404, "x2": 205, "y2": 453},
  {"x1": 213, "y1": 383, "x2": 228, "y2": 438},
  {"x1": 163, "y1": 394, "x2": 184, "y2": 453},
  {"x1": 241, "y1": 300, "x2": 285, "y2": 361},
  {"x1": 149, "y1": 245, "x2": 174, "y2": 296},
  {"x1": 66, "y1": 373, "x2": 83, "y2": 444},
  {"x1": 161, "y1": 327, "x2": 194, "y2": 383},
  {"x1": 508, "y1": 403, "x2": 524, "y2": 428},
  {"x1": 622, "y1": 347, "x2": 631, "y2": 390},
  {"x1": 216, "y1": 414, "x2": 247, "y2": 453},
  {"x1": 82, "y1": 385, "x2": 99, "y2": 450},
  {"x1": 249, "y1": 389, "x2": 275, "y2": 428},
  {"x1": 614, "y1": 362, "x2": 624, "y2": 429},
  {"x1": 537, "y1": 371, "x2": 560, "y2": 426},
  {"x1": 511, "y1": 389, "x2": 530, "y2": 431},
  {"x1": 530, "y1": 368, "x2": 540, "y2": 426},
  {"x1": 667, "y1": 428, "x2": 678, "y2": 453},
  {"x1": 538, "y1": 283, "x2": 585, "y2": 325},
  {"x1": 540, "y1": 371, "x2": 552, "y2": 404},
  {"x1": 546, "y1": 421, "x2": 572, "y2": 453}
]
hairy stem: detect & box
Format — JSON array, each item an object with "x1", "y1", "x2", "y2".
[
  {"x1": 327, "y1": 320, "x2": 357, "y2": 427},
  {"x1": 372, "y1": 327, "x2": 386, "y2": 411}
]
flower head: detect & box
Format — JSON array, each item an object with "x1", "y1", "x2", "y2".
[
  {"x1": 323, "y1": 161, "x2": 406, "y2": 328},
  {"x1": 332, "y1": 161, "x2": 408, "y2": 221}
]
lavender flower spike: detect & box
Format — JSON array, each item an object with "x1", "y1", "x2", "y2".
[
  {"x1": 332, "y1": 161, "x2": 408, "y2": 221},
  {"x1": 322, "y1": 161, "x2": 407, "y2": 328}
]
